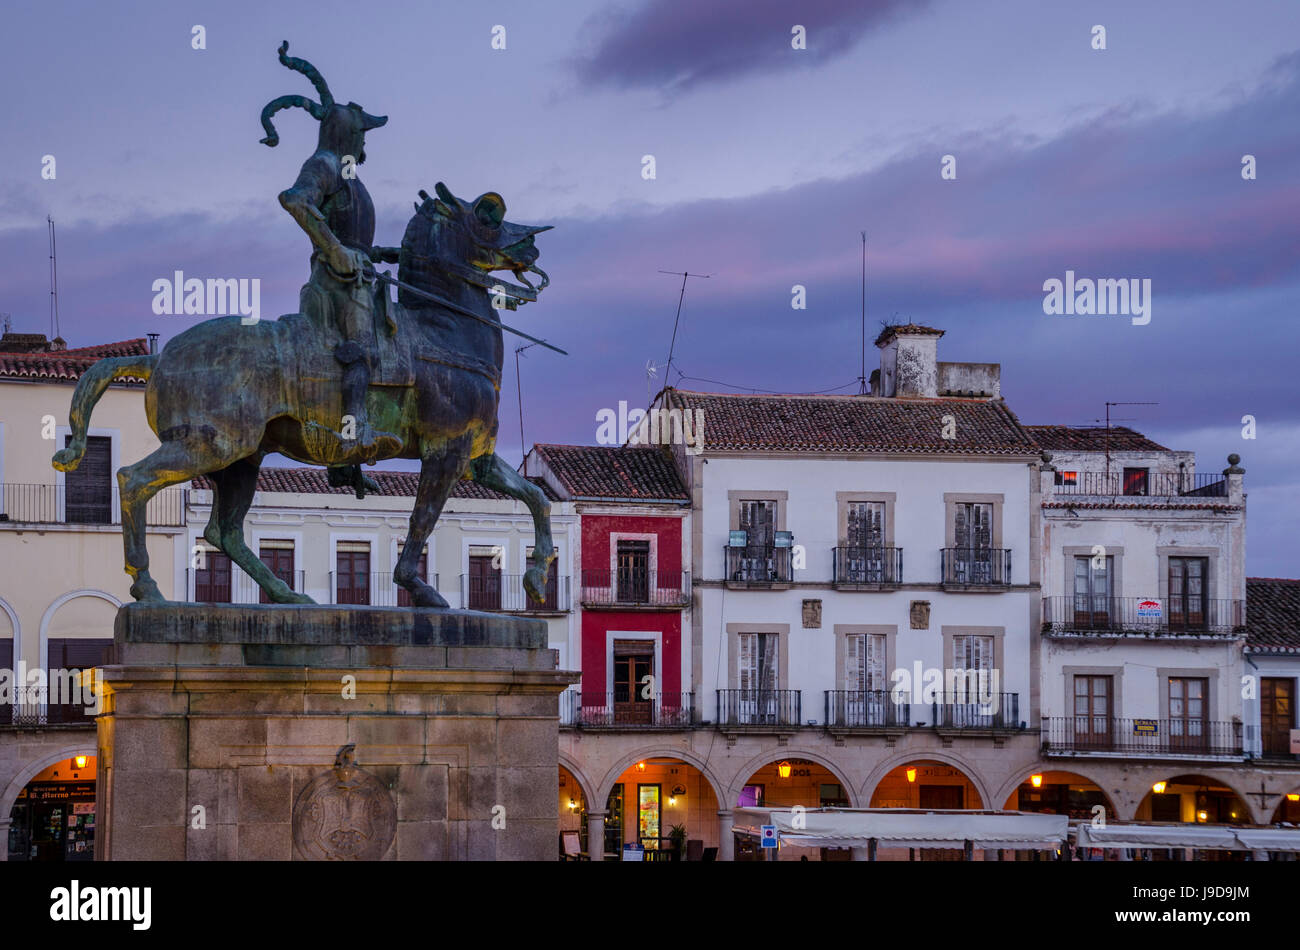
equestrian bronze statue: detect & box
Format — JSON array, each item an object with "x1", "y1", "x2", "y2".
[{"x1": 51, "y1": 43, "x2": 557, "y2": 609}]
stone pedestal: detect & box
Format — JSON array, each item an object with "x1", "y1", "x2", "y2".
[{"x1": 94, "y1": 603, "x2": 578, "y2": 861}]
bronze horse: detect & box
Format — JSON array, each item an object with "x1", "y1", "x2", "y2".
[{"x1": 52, "y1": 183, "x2": 555, "y2": 608}]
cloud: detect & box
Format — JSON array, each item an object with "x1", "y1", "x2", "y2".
[{"x1": 573, "y1": 0, "x2": 928, "y2": 93}]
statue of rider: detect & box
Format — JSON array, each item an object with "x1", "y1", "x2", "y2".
[{"x1": 258, "y1": 42, "x2": 401, "y2": 491}]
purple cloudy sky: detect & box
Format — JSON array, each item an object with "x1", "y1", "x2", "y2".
[{"x1": 1, "y1": 0, "x2": 1297, "y2": 574}]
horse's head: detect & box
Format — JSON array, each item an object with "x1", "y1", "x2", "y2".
[{"x1": 398, "y1": 182, "x2": 551, "y2": 310}]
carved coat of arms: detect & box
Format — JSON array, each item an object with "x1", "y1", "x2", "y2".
[{"x1": 292, "y1": 744, "x2": 396, "y2": 861}]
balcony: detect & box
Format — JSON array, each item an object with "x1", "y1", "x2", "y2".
[
  {"x1": 1042, "y1": 717, "x2": 1244, "y2": 759},
  {"x1": 1042, "y1": 596, "x2": 1245, "y2": 637},
  {"x1": 824, "y1": 690, "x2": 909, "y2": 729},
  {"x1": 932, "y1": 692, "x2": 1024, "y2": 730},
  {"x1": 5, "y1": 686, "x2": 97, "y2": 727},
  {"x1": 832, "y1": 547, "x2": 902, "y2": 588},
  {"x1": 940, "y1": 547, "x2": 1012, "y2": 588},
  {"x1": 562, "y1": 691, "x2": 694, "y2": 729},
  {"x1": 724, "y1": 545, "x2": 793, "y2": 588},
  {"x1": 579, "y1": 569, "x2": 690, "y2": 609},
  {"x1": 1051, "y1": 471, "x2": 1227, "y2": 498},
  {"x1": 459, "y1": 573, "x2": 571, "y2": 613},
  {"x1": 715, "y1": 689, "x2": 802, "y2": 729},
  {"x1": 0, "y1": 482, "x2": 186, "y2": 527}
]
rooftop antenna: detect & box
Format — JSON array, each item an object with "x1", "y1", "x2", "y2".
[
  {"x1": 1103, "y1": 401, "x2": 1158, "y2": 479},
  {"x1": 515, "y1": 341, "x2": 541, "y2": 474},
  {"x1": 47, "y1": 216, "x2": 61, "y2": 341},
  {"x1": 659, "y1": 270, "x2": 710, "y2": 383},
  {"x1": 858, "y1": 231, "x2": 868, "y2": 394}
]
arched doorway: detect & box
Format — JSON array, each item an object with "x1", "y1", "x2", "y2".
[
  {"x1": 732, "y1": 756, "x2": 856, "y2": 861},
  {"x1": 558, "y1": 765, "x2": 589, "y2": 857},
  {"x1": 1003, "y1": 769, "x2": 1115, "y2": 819},
  {"x1": 870, "y1": 759, "x2": 984, "y2": 810},
  {"x1": 600, "y1": 757, "x2": 721, "y2": 860},
  {"x1": 1134, "y1": 774, "x2": 1249, "y2": 824},
  {"x1": 868, "y1": 759, "x2": 984, "y2": 861},
  {"x1": 7, "y1": 753, "x2": 97, "y2": 862}
]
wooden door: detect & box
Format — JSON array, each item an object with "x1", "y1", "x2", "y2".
[{"x1": 1261, "y1": 678, "x2": 1294, "y2": 757}]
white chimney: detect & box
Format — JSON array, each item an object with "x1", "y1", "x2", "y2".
[{"x1": 876, "y1": 325, "x2": 943, "y2": 398}]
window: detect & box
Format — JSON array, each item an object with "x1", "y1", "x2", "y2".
[
  {"x1": 63, "y1": 435, "x2": 111, "y2": 524},
  {"x1": 737, "y1": 631, "x2": 780, "y2": 723},
  {"x1": 1168, "y1": 677, "x2": 1208, "y2": 751},
  {"x1": 195, "y1": 549, "x2": 233, "y2": 603},
  {"x1": 1168, "y1": 557, "x2": 1208, "y2": 630},
  {"x1": 1122, "y1": 467, "x2": 1148, "y2": 496},
  {"x1": 1054, "y1": 471, "x2": 1078, "y2": 486},
  {"x1": 616, "y1": 540, "x2": 649, "y2": 603},
  {"x1": 1072, "y1": 675, "x2": 1113, "y2": 749},
  {"x1": 45, "y1": 639, "x2": 113, "y2": 724},
  {"x1": 819, "y1": 784, "x2": 850, "y2": 807},
  {"x1": 605, "y1": 784, "x2": 623, "y2": 855},
  {"x1": 845, "y1": 502, "x2": 887, "y2": 582},
  {"x1": 952, "y1": 634, "x2": 995, "y2": 705},
  {"x1": 637, "y1": 785, "x2": 661, "y2": 848},
  {"x1": 396, "y1": 545, "x2": 427, "y2": 608},
  {"x1": 335, "y1": 543, "x2": 371, "y2": 605},
  {"x1": 952, "y1": 503, "x2": 993, "y2": 583},
  {"x1": 1261, "y1": 678, "x2": 1295, "y2": 757},
  {"x1": 844, "y1": 633, "x2": 887, "y2": 692},
  {"x1": 466, "y1": 549, "x2": 501, "y2": 610},
  {"x1": 258, "y1": 541, "x2": 295, "y2": 604},
  {"x1": 612, "y1": 640, "x2": 654, "y2": 724},
  {"x1": 735, "y1": 499, "x2": 777, "y2": 581},
  {"x1": 1073, "y1": 555, "x2": 1113, "y2": 627}
]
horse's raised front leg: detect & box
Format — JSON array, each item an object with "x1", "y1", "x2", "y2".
[
  {"x1": 395, "y1": 436, "x2": 475, "y2": 608},
  {"x1": 472, "y1": 452, "x2": 554, "y2": 604}
]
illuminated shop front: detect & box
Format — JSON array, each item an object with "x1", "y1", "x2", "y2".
[{"x1": 7, "y1": 755, "x2": 97, "y2": 862}]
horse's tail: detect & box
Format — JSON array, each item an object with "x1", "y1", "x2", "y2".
[{"x1": 51, "y1": 354, "x2": 157, "y2": 472}]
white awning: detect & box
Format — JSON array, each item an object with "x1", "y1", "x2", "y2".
[
  {"x1": 732, "y1": 808, "x2": 1068, "y2": 851},
  {"x1": 1073, "y1": 822, "x2": 1300, "y2": 851},
  {"x1": 1232, "y1": 827, "x2": 1300, "y2": 852}
]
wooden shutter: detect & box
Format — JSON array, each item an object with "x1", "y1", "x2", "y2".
[
  {"x1": 845, "y1": 635, "x2": 864, "y2": 691},
  {"x1": 738, "y1": 633, "x2": 755, "y2": 692},
  {"x1": 64, "y1": 436, "x2": 112, "y2": 524},
  {"x1": 847, "y1": 502, "x2": 884, "y2": 548}
]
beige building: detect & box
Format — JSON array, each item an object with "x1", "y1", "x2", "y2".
[{"x1": 0, "y1": 332, "x2": 183, "y2": 861}]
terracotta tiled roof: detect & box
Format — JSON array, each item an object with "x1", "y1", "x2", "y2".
[
  {"x1": 1246, "y1": 578, "x2": 1300, "y2": 653},
  {"x1": 191, "y1": 466, "x2": 559, "y2": 502},
  {"x1": 664, "y1": 389, "x2": 1038, "y2": 456},
  {"x1": 1026, "y1": 425, "x2": 1169, "y2": 453},
  {"x1": 531, "y1": 444, "x2": 689, "y2": 501},
  {"x1": 0, "y1": 338, "x2": 151, "y2": 382},
  {"x1": 874, "y1": 323, "x2": 945, "y2": 347}
]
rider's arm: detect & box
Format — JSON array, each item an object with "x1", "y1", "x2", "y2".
[{"x1": 278, "y1": 155, "x2": 357, "y2": 273}]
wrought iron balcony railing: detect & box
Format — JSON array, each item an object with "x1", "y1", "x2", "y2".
[
  {"x1": 940, "y1": 547, "x2": 1012, "y2": 586},
  {"x1": 724, "y1": 546, "x2": 793, "y2": 585},
  {"x1": 1042, "y1": 596, "x2": 1245, "y2": 636},
  {"x1": 5, "y1": 685, "x2": 98, "y2": 727},
  {"x1": 1042, "y1": 717, "x2": 1243, "y2": 757},
  {"x1": 562, "y1": 691, "x2": 694, "y2": 729},
  {"x1": 328, "y1": 571, "x2": 445, "y2": 606},
  {"x1": 715, "y1": 688, "x2": 802, "y2": 728},
  {"x1": 932, "y1": 691, "x2": 1023, "y2": 729},
  {"x1": 1051, "y1": 471, "x2": 1227, "y2": 497},
  {"x1": 832, "y1": 547, "x2": 902, "y2": 586},
  {"x1": 460, "y1": 573, "x2": 571, "y2": 612},
  {"x1": 579, "y1": 569, "x2": 690, "y2": 607},
  {"x1": 0, "y1": 482, "x2": 185, "y2": 527},
  {"x1": 824, "y1": 690, "x2": 910, "y2": 728}
]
